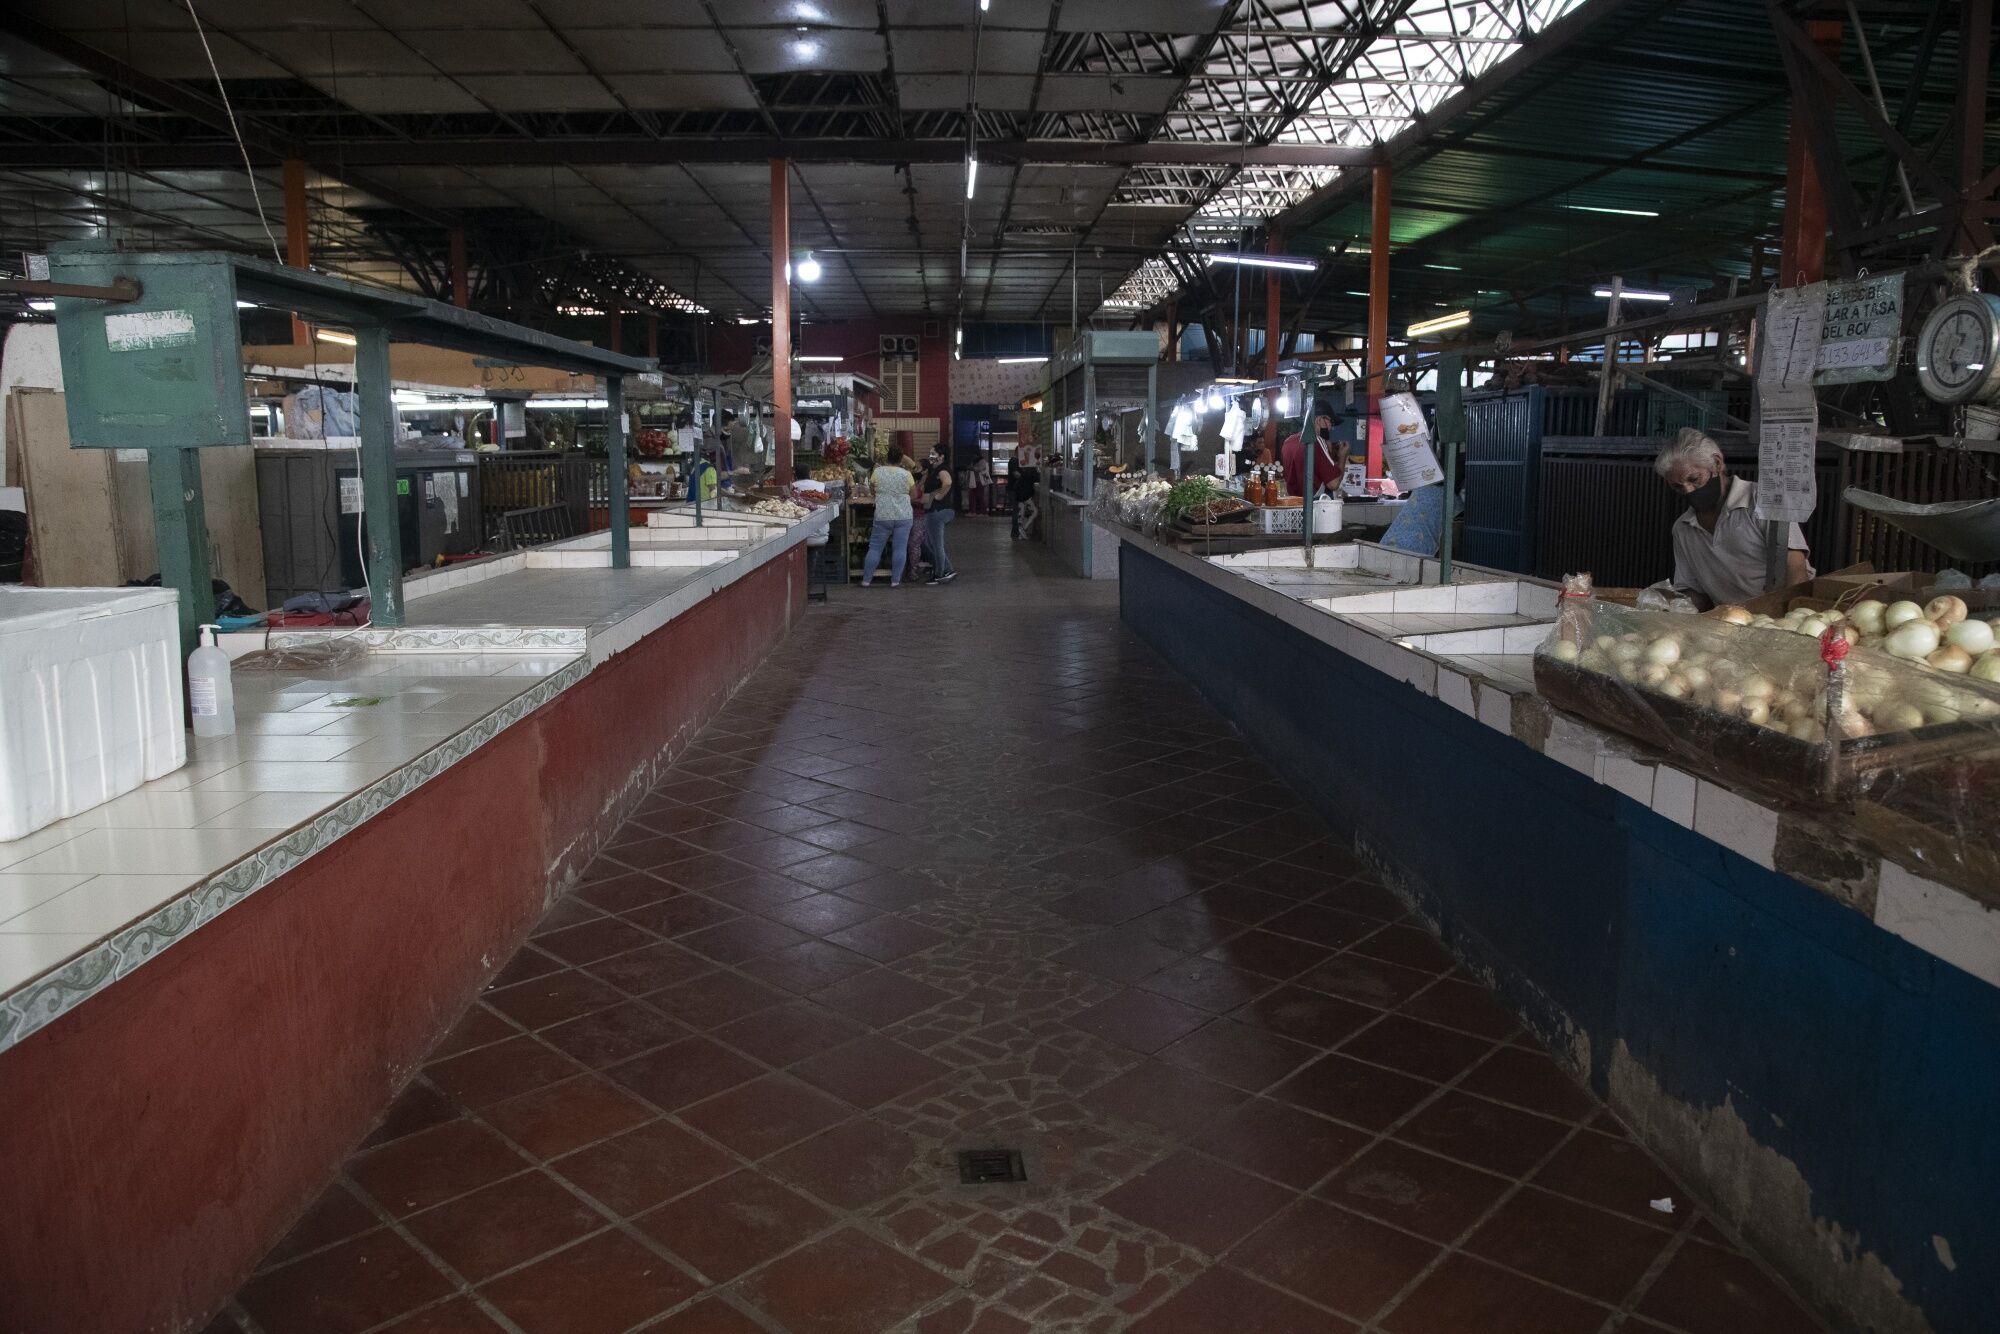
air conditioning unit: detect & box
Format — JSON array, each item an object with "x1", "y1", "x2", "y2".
[
  {"x1": 898, "y1": 335, "x2": 919, "y2": 355},
  {"x1": 878, "y1": 334, "x2": 898, "y2": 356}
]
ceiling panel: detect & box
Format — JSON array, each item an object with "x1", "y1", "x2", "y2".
[
  {"x1": 565, "y1": 29, "x2": 732, "y2": 73},
  {"x1": 251, "y1": 30, "x2": 437, "y2": 77},
  {"x1": 890, "y1": 29, "x2": 1046, "y2": 75},
  {"x1": 409, "y1": 29, "x2": 586, "y2": 74},
  {"x1": 899, "y1": 73, "x2": 1033, "y2": 111},
  {"x1": 1056, "y1": 0, "x2": 1230, "y2": 35},
  {"x1": 726, "y1": 28, "x2": 887, "y2": 75},
  {"x1": 455, "y1": 75, "x2": 619, "y2": 111},
  {"x1": 311, "y1": 74, "x2": 484, "y2": 113}
]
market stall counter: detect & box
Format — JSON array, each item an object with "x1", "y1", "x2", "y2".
[
  {"x1": 1112, "y1": 522, "x2": 1998, "y2": 1334},
  {"x1": 0, "y1": 508, "x2": 826, "y2": 1334}
]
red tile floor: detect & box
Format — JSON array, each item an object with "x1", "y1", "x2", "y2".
[{"x1": 212, "y1": 521, "x2": 1827, "y2": 1334}]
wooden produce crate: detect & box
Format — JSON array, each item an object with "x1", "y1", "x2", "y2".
[{"x1": 1534, "y1": 655, "x2": 2000, "y2": 802}]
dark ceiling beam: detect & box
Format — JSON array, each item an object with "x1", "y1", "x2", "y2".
[
  {"x1": 0, "y1": 138, "x2": 1379, "y2": 171},
  {"x1": 0, "y1": 9, "x2": 454, "y2": 231}
]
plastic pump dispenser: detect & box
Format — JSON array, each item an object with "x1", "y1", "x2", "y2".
[{"x1": 188, "y1": 624, "x2": 235, "y2": 738}]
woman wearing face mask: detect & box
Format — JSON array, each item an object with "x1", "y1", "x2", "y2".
[
  {"x1": 1652, "y1": 428, "x2": 1811, "y2": 608},
  {"x1": 1280, "y1": 399, "x2": 1348, "y2": 498}
]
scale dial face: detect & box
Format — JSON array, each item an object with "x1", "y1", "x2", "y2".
[{"x1": 1916, "y1": 293, "x2": 2000, "y2": 405}]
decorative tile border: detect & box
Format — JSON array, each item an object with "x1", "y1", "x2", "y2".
[
  {"x1": 0, "y1": 657, "x2": 588, "y2": 1054},
  {"x1": 263, "y1": 626, "x2": 587, "y2": 653}
]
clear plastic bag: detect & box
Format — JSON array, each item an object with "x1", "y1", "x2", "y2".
[{"x1": 1536, "y1": 599, "x2": 2000, "y2": 891}]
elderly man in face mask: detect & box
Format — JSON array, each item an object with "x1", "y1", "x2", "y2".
[{"x1": 1653, "y1": 428, "x2": 1812, "y2": 609}]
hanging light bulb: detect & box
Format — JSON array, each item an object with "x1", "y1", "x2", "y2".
[
  {"x1": 795, "y1": 252, "x2": 823, "y2": 283},
  {"x1": 1275, "y1": 386, "x2": 1292, "y2": 415},
  {"x1": 1206, "y1": 386, "x2": 1224, "y2": 411}
]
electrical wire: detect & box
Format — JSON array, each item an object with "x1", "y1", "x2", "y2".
[{"x1": 184, "y1": 0, "x2": 282, "y2": 265}]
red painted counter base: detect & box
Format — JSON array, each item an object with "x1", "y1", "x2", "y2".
[{"x1": 0, "y1": 547, "x2": 805, "y2": 1334}]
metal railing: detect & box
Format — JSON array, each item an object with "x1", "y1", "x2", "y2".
[{"x1": 477, "y1": 451, "x2": 597, "y2": 547}]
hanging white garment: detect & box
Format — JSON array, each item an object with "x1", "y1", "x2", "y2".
[{"x1": 1219, "y1": 403, "x2": 1247, "y2": 453}]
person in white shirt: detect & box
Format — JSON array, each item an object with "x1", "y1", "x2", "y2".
[{"x1": 1654, "y1": 428, "x2": 1811, "y2": 609}]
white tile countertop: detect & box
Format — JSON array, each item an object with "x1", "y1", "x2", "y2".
[
  {"x1": 1118, "y1": 527, "x2": 2000, "y2": 994},
  {"x1": 0, "y1": 509, "x2": 827, "y2": 1053}
]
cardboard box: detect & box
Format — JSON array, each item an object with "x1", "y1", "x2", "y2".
[{"x1": 1739, "y1": 564, "x2": 1917, "y2": 616}]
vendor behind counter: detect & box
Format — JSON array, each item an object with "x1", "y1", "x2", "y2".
[{"x1": 1652, "y1": 428, "x2": 1812, "y2": 609}]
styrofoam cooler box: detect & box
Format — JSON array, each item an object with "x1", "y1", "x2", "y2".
[{"x1": 0, "y1": 587, "x2": 187, "y2": 841}]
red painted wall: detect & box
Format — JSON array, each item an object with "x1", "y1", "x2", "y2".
[
  {"x1": 0, "y1": 548, "x2": 805, "y2": 1334},
  {"x1": 709, "y1": 317, "x2": 953, "y2": 430}
]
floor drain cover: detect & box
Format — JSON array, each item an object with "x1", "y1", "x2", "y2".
[{"x1": 957, "y1": 1148, "x2": 1027, "y2": 1184}]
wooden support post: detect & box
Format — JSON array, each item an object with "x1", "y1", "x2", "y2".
[
  {"x1": 607, "y1": 309, "x2": 622, "y2": 355},
  {"x1": 1265, "y1": 226, "x2": 1281, "y2": 456},
  {"x1": 354, "y1": 325, "x2": 404, "y2": 626},
  {"x1": 771, "y1": 158, "x2": 794, "y2": 487},
  {"x1": 1437, "y1": 353, "x2": 1466, "y2": 583},
  {"x1": 448, "y1": 227, "x2": 469, "y2": 309},
  {"x1": 148, "y1": 446, "x2": 211, "y2": 665},
  {"x1": 1961, "y1": 0, "x2": 1993, "y2": 252},
  {"x1": 1595, "y1": 276, "x2": 1623, "y2": 436},
  {"x1": 607, "y1": 375, "x2": 629, "y2": 569},
  {"x1": 1366, "y1": 163, "x2": 1392, "y2": 481},
  {"x1": 283, "y1": 159, "x2": 310, "y2": 346}
]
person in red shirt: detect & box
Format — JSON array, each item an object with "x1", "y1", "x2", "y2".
[{"x1": 1281, "y1": 404, "x2": 1347, "y2": 497}]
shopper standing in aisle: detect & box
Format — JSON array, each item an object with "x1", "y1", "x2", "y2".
[
  {"x1": 1011, "y1": 445, "x2": 1042, "y2": 539},
  {"x1": 919, "y1": 443, "x2": 958, "y2": 583},
  {"x1": 859, "y1": 445, "x2": 917, "y2": 587}
]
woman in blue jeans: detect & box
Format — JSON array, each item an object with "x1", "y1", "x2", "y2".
[
  {"x1": 860, "y1": 445, "x2": 917, "y2": 587},
  {"x1": 919, "y1": 443, "x2": 957, "y2": 584}
]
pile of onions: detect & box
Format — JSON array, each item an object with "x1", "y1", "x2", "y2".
[
  {"x1": 1550, "y1": 608, "x2": 2000, "y2": 742},
  {"x1": 1715, "y1": 597, "x2": 2000, "y2": 684}
]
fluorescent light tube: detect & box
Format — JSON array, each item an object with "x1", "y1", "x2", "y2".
[
  {"x1": 315, "y1": 329, "x2": 357, "y2": 346},
  {"x1": 1207, "y1": 253, "x2": 1318, "y2": 273},
  {"x1": 1595, "y1": 287, "x2": 1673, "y2": 302},
  {"x1": 1406, "y1": 310, "x2": 1471, "y2": 338}
]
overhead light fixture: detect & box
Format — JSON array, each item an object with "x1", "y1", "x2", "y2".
[
  {"x1": 795, "y1": 252, "x2": 823, "y2": 283},
  {"x1": 1406, "y1": 310, "x2": 1471, "y2": 338},
  {"x1": 315, "y1": 329, "x2": 358, "y2": 346},
  {"x1": 980, "y1": 0, "x2": 990, "y2": 9},
  {"x1": 1422, "y1": 263, "x2": 1461, "y2": 272},
  {"x1": 1206, "y1": 252, "x2": 1318, "y2": 273},
  {"x1": 1595, "y1": 286, "x2": 1673, "y2": 302},
  {"x1": 998, "y1": 356, "x2": 1046, "y2": 364},
  {"x1": 736, "y1": 315, "x2": 761, "y2": 325},
  {"x1": 1206, "y1": 386, "x2": 1224, "y2": 410},
  {"x1": 27, "y1": 300, "x2": 54, "y2": 312},
  {"x1": 235, "y1": 300, "x2": 256, "y2": 309},
  {"x1": 1275, "y1": 387, "x2": 1292, "y2": 414},
  {"x1": 1567, "y1": 204, "x2": 1659, "y2": 218},
  {"x1": 966, "y1": 154, "x2": 979, "y2": 200},
  {"x1": 797, "y1": 354, "x2": 842, "y2": 362}
]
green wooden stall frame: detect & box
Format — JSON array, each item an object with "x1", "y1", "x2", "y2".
[{"x1": 46, "y1": 244, "x2": 657, "y2": 655}]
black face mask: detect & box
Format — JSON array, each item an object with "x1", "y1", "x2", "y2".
[
  {"x1": 1684, "y1": 474, "x2": 1724, "y2": 513},
  {"x1": 1315, "y1": 424, "x2": 1333, "y2": 443}
]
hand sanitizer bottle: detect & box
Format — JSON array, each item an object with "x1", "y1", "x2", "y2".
[{"x1": 188, "y1": 624, "x2": 235, "y2": 738}]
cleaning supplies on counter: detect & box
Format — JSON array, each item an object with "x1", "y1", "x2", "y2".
[{"x1": 187, "y1": 624, "x2": 235, "y2": 738}]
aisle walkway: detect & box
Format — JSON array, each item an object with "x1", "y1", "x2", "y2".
[{"x1": 217, "y1": 518, "x2": 1822, "y2": 1334}]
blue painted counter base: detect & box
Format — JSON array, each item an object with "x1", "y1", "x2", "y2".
[{"x1": 1120, "y1": 541, "x2": 1997, "y2": 1334}]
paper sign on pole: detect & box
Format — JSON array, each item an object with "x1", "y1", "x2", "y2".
[
  {"x1": 1756, "y1": 283, "x2": 1824, "y2": 523},
  {"x1": 1377, "y1": 392, "x2": 1445, "y2": 492},
  {"x1": 1815, "y1": 272, "x2": 1903, "y2": 385}
]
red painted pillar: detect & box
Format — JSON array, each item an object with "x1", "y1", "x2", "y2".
[
  {"x1": 771, "y1": 159, "x2": 794, "y2": 486},
  {"x1": 608, "y1": 309, "x2": 623, "y2": 355},
  {"x1": 1777, "y1": 20, "x2": 1842, "y2": 286},
  {"x1": 283, "y1": 159, "x2": 310, "y2": 346},
  {"x1": 1366, "y1": 163, "x2": 1392, "y2": 481}
]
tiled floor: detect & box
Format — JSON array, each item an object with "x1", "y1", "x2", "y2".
[{"x1": 211, "y1": 521, "x2": 1825, "y2": 1334}]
